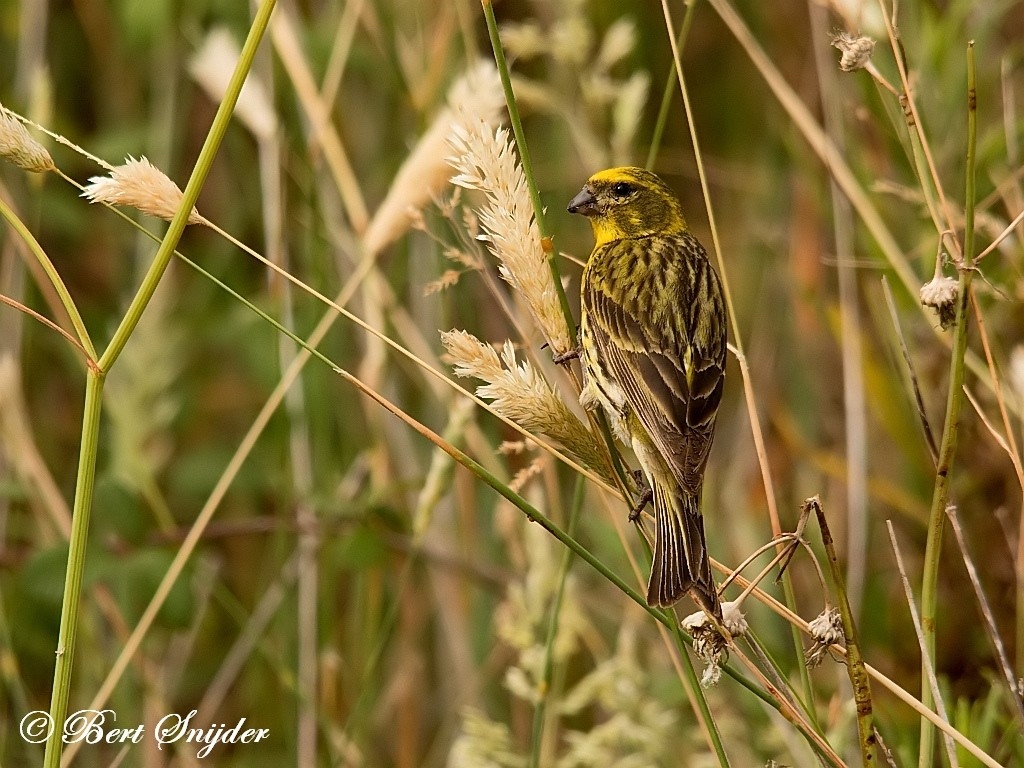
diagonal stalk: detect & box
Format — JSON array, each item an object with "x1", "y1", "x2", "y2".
[
  {"x1": 99, "y1": 1, "x2": 277, "y2": 370},
  {"x1": 529, "y1": 478, "x2": 583, "y2": 768},
  {"x1": 0, "y1": 197, "x2": 96, "y2": 361}
]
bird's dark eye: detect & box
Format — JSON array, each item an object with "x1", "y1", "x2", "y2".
[{"x1": 611, "y1": 181, "x2": 633, "y2": 198}]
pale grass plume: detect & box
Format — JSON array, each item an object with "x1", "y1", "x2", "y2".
[
  {"x1": 595, "y1": 17, "x2": 637, "y2": 71},
  {"x1": 0, "y1": 104, "x2": 55, "y2": 172},
  {"x1": 508, "y1": 458, "x2": 544, "y2": 493},
  {"x1": 447, "y1": 120, "x2": 573, "y2": 355},
  {"x1": 81, "y1": 156, "x2": 207, "y2": 225},
  {"x1": 548, "y1": 13, "x2": 593, "y2": 67},
  {"x1": 424, "y1": 269, "x2": 463, "y2": 296},
  {"x1": 610, "y1": 71, "x2": 649, "y2": 164},
  {"x1": 1009, "y1": 346, "x2": 1024, "y2": 409},
  {"x1": 496, "y1": 522, "x2": 585, "y2": 704},
  {"x1": 447, "y1": 707, "x2": 526, "y2": 768},
  {"x1": 487, "y1": 514, "x2": 587, "y2": 759},
  {"x1": 189, "y1": 27, "x2": 277, "y2": 141},
  {"x1": 104, "y1": 281, "x2": 183, "y2": 494},
  {"x1": 412, "y1": 398, "x2": 474, "y2": 539},
  {"x1": 440, "y1": 330, "x2": 607, "y2": 477},
  {"x1": 498, "y1": 22, "x2": 546, "y2": 61},
  {"x1": 498, "y1": 11, "x2": 646, "y2": 168},
  {"x1": 555, "y1": 625, "x2": 680, "y2": 767},
  {"x1": 363, "y1": 60, "x2": 504, "y2": 256}
]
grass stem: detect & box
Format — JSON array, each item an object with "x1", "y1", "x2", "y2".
[
  {"x1": 917, "y1": 41, "x2": 976, "y2": 767},
  {"x1": 529, "y1": 477, "x2": 583, "y2": 768},
  {"x1": 41, "y1": 371, "x2": 103, "y2": 768}
]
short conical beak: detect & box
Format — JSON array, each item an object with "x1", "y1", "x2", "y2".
[{"x1": 567, "y1": 186, "x2": 598, "y2": 216}]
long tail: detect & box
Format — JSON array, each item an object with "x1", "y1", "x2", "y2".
[{"x1": 646, "y1": 482, "x2": 720, "y2": 619}]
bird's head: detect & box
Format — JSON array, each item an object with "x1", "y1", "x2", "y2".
[{"x1": 567, "y1": 167, "x2": 687, "y2": 246}]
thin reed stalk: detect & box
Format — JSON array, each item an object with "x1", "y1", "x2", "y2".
[
  {"x1": 917, "y1": 42, "x2": 977, "y2": 767},
  {"x1": 529, "y1": 478, "x2": 583, "y2": 768},
  {"x1": 43, "y1": 6, "x2": 277, "y2": 764}
]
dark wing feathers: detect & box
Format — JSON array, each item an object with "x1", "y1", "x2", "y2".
[{"x1": 583, "y1": 235, "x2": 725, "y2": 494}]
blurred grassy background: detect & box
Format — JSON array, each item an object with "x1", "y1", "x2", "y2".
[{"x1": 1, "y1": 0, "x2": 1023, "y2": 766}]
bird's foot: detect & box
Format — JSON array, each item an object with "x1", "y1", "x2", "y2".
[
  {"x1": 552, "y1": 346, "x2": 581, "y2": 365},
  {"x1": 628, "y1": 471, "x2": 652, "y2": 521}
]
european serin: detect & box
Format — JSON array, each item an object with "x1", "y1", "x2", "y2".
[{"x1": 568, "y1": 167, "x2": 726, "y2": 619}]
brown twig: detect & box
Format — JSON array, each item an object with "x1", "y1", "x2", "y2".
[{"x1": 807, "y1": 496, "x2": 877, "y2": 765}]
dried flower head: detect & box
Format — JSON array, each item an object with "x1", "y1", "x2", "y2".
[
  {"x1": 831, "y1": 31, "x2": 876, "y2": 72},
  {"x1": 0, "y1": 106, "x2": 55, "y2": 173},
  {"x1": 81, "y1": 156, "x2": 206, "y2": 225},
  {"x1": 805, "y1": 607, "x2": 844, "y2": 667},
  {"x1": 681, "y1": 601, "x2": 746, "y2": 687},
  {"x1": 447, "y1": 120, "x2": 572, "y2": 356},
  {"x1": 441, "y1": 330, "x2": 608, "y2": 479},
  {"x1": 919, "y1": 275, "x2": 960, "y2": 329}
]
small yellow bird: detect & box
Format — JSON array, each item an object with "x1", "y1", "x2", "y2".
[{"x1": 567, "y1": 167, "x2": 726, "y2": 618}]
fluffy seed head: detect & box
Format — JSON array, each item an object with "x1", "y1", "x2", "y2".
[
  {"x1": 441, "y1": 330, "x2": 609, "y2": 479},
  {"x1": 0, "y1": 106, "x2": 55, "y2": 173},
  {"x1": 82, "y1": 156, "x2": 206, "y2": 225},
  {"x1": 447, "y1": 120, "x2": 572, "y2": 355},
  {"x1": 189, "y1": 28, "x2": 277, "y2": 140}
]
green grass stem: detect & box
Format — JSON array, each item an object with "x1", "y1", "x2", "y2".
[
  {"x1": 41, "y1": 4, "x2": 277, "y2": 765},
  {"x1": 529, "y1": 477, "x2": 583, "y2": 768},
  {"x1": 808, "y1": 497, "x2": 876, "y2": 766},
  {"x1": 918, "y1": 41, "x2": 977, "y2": 768},
  {"x1": 0, "y1": 197, "x2": 96, "y2": 362},
  {"x1": 480, "y1": 0, "x2": 575, "y2": 342}
]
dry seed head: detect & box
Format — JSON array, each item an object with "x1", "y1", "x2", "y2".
[
  {"x1": 82, "y1": 156, "x2": 206, "y2": 225},
  {"x1": 0, "y1": 106, "x2": 55, "y2": 172},
  {"x1": 681, "y1": 601, "x2": 745, "y2": 688},
  {"x1": 919, "y1": 275, "x2": 959, "y2": 329},
  {"x1": 805, "y1": 607, "x2": 844, "y2": 667},
  {"x1": 830, "y1": 31, "x2": 876, "y2": 72},
  {"x1": 441, "y1": 330, "x2": 608, "y2": 479},
  {"x1": 447, "y1": 120, "x2": 572, "y2": 355}
]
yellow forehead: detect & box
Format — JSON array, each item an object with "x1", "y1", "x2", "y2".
[{"x1": 588, "y1": 166, "x2": 645, "y2": 185}]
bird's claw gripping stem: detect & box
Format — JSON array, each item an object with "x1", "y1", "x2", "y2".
[
  {"x1": 552, "y1": 346, "x2": 581, "y2": 365},
  {"x1": 552, "y1": 328, "x2": 583, "y2": 366},
  {"x1": 628, "y1": 469, "x2": 652, "y2": 521}
]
